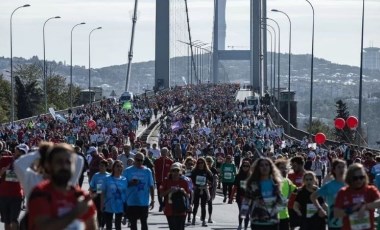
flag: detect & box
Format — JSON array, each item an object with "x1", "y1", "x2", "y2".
[
  {"x1": 123, "y1": 101, "x2": 133, "y2": 110},
  {"x1": 171, "y1": 121, "x2": 182, "y2": 131},
  {"x1": 55, "y1": 114, "x2": 67, "y2": 123}
]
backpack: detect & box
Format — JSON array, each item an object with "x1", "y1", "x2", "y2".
[{"x1": 171, "y1": 190, "x2": 189, "y2": 213}]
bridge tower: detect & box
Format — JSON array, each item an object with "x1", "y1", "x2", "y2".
[{"x1": 213, "y1": 0, "x2": 267, "y2": 93}]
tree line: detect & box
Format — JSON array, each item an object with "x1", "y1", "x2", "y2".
[{"x1": 0, "y1": 61, "x2": 81, "y2": 123}]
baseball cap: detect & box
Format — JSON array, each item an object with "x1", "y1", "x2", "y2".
[
  {"x1": 16, "y1": 144, "x2": 29, "y2": 154},
  {"x1": 171, "y1": 162, "x2": 182, "y2": 170},
  {"x1": 87, "y1": 146, "x2": 97, "y2": 154}
]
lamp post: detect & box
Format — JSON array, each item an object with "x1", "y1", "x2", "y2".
[
  {"x1": 265, "y1": 17, "x2": 281, "y2": 109},
  {"x1": 10, "y1": 4, "x2": 30, "y2": 124},
  {"x1": 262, "y1": 22, "x2": 277, "y2": 100},
  {"x1": 70, "y1": 22, "x2": 85, "y2": 108},
  {"x1": 358, "y1": 0, "x2": 365, "y2": 147},
  {"x1": 43, "y1": 16, "x2": 61, "y2": 113},
  {"x1": 88, "y1": 27, "x2": 102, "y2": 104},
  {"x1": 305, "y1": 0, "x2": 315, "y2": 136},
  {"x1": 262, "y1": 26, "x2": 273, "y2": 97},
  {"x1": 272, "y1": 9, "x2": 292, "y2": 134}
]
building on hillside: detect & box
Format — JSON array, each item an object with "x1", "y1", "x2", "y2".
[{"x1": 363, "y1": 47, "x2": 380, "y2": 71}]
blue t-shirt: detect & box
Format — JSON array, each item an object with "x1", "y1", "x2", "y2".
[
  {"x1": 375, "y1": 174, "x2": 380, "y2": 191},
  {"x1": 123, "y1": 166, "x2": 154, "y2": 206},
  {"x1": 371, "y1": 164, "x2": 380, "y2": 177},
  {"x1": 89, "y1": 172, "x2": 110, "y2": 192},
  {"x1": 102, "y1": 175, "x2": 127, "y2": 213},
  {"x1": 260, "y1": 179, "x2": 274, "y2": 198},
  {"x1": 316, "y1": 179, "x2": 345, "y2": 228}
]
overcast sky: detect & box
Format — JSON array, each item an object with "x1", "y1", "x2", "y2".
[{"x1": 0, "y1": 0, "x2": 379, "y2": 69}]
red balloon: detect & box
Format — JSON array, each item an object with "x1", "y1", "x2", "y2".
[
  {"x1": 87, "y1": 119, "x2": 96, "y2": 129},
  {"x1": 334, "y1": 118, "x2": 346, "y2": 130},
  {"x1": 315, "y1": 133, "x2": 326, "y2": 145},
  {"x1": 346, "y1": 116, "x2": 359, "y2": 129}
]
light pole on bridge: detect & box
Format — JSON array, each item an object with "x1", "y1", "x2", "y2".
[
  {"x1": 272, "y1": 9, "x2": 292, "y2": 135},
  {"x1": 70, "y1": 22, "x2": 86, "y2": 108},
  {"x1": 358, "y1": 0, "x2": 365, "y2": 147},
  {"x1": 88, "y1": 27, "x2": 102, "y2": 104},
  {"x1": 305, "y1": 0, "x2": 315, "y2": 136},
  {"x1": 265, "y1": 17, "x2": 281, "y2": 110},
  {"x1": 10, "y1": 4, "x2": 31, "y2": 124},
  {"x1": 43, "y1": 16, "x2": 61, "y2": 113}
]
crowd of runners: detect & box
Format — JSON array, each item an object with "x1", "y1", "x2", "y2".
[{"x1": 0, "y1": 83, "x2": 379, "y2": 230}]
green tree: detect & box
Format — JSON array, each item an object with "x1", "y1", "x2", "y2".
[
  {"x1": 305, "y1": 119, "x2": 334, "y2": 139},
  {"x1": 15, "y1": 76, "x2": 43, "y2": 119},
  {"x1": 335, "y1": 100, "x2": 355, "y2": 143},
  {"x1": 0, "y1": 75, "x2": 11, "y2": 123}
]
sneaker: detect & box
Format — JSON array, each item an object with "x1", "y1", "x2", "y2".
[
  {"x1": 208, "y1": 218, "x2": 213, "y2": 223},
  {"x1": 202, "y1": 221, "x2": 208, "y2": 227},
  {"x1": 121, "y1": 217, "x2": 127, "y2": 226}
]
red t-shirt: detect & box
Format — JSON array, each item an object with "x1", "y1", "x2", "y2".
[
  {"x1": 335, "y1": 185, "x2": 380, "y2": 230},
  {"x1": 28, "y1": 180, "x2": 96, "y2": 230},
  {"x1": 159, "y1": 178, "x2": 191, "y2": 216},
  {"x1": 287, "y1": 171, "x2": 304, "y2": 208},
  {"x1": 0, "y1": 156, "x2": 23, "y2": 198}
]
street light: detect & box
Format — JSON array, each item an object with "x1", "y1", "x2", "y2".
[
  {"x1": 305, "y1": 0, "x2": 315, "y2": 136},
  {"x1": 358, "y1": 0, "x2": 365, "y2": 147},
  {"x1": 272, "y1": 9, "x2": 292, "y2": 134},
  {"x1": 43, "y1": 16, "x2": 61, "y2": 113},
  {"x1": 70, "y1": 22, "x2": 86, "y2": 108},
  {"x1": 88, "y1": 27, "x2": 102, "y2": 104},
  {"x1": 262, "y1": 25, "x2": 273, "y2": 97},
  {"x1": 265, "y1": 17, "x2": 281, "y2": 109},
  {"x1": 10, "y1": 4, "x2": 30, "y2": 124},
  {"x1": 262, "y1": 21, "x2": 277, "y2": 100}
]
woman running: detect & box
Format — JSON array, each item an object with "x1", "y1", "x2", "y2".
[
  {"x1": 310, "y1": 159, "x2": 346, "y2": 230},
  {"x1": 229, "y1": 159, "x2": 251, "y2": 230},
  {"x1": 243, "y1": 158, "x2": 283, "y2": 230},
  {"x1": 293, "y1": 171, "x2": 326, "y2": 230},
  {"x1": 190, "y1": 157, "x2": 214, "y2": 227},
  {"x1": 334, "y1": 163, "x2": 380, "y2": 230}
]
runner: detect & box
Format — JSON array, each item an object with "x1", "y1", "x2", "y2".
[
  {"x1": 190, "y1": 157, "x2": 214, "y2": 227},
  {"x1": 159, "y1": 162, "x2": 191, "y2": 230},
  {"x1": 229, "y1": 159, "x2": 252, "y2": 230},
  {"x1": 310, "y1": 159, "x2": 346, "y2": 230},
  {"x1": 243, "y1": 158, "x2": 283, "y2": 230},
  {"x1": 334, "y1": 163, "x2": 380, "y2": 230},
  {"x1": 101, "y1": 160, "x2": 127, "y2": 230},
  {"x1": 28, "y1": 143, "x2": 97, "y2": 229},
  {"x1": 293, "y1": 171, "x2": 326, "y2": 230}
]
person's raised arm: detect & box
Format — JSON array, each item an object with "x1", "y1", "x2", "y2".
[
  {"x1": 14, "y1": 151, "x2": 40, "y2": 188},
  {"x1": 70, "y1": 155, "x2": 84, "y2": 186}
]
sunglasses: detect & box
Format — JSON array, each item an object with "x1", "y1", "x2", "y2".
[
  {"x1": 353, "y1": 175, "x2": 365, "y2": 181},
  {"x1": 135, "y1": 159, "x2": 144, "y2": 162},
  {"x1": 171, "y1": 169, "x2": 180, "y2": 172},
  {"x1": 242, "y1": 165, "x2": 250, "y2": 168}
]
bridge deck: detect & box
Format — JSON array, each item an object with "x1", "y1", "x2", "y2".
[{"x1": 235, "y1": 89, "x2": 252, "y2": 102}]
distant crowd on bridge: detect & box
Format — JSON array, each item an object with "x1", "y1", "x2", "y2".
[{"x1": 0, "y1": 83, "x2": 380, "y2": 230}]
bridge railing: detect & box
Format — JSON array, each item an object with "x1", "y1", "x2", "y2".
[{"x1": 268, "y1": 103, "x2": 380, "y2": 153}]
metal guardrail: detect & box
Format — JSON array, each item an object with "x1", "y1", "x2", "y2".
[{"x1": 268, "y1": 103, "x2": 380, "y2": 153}]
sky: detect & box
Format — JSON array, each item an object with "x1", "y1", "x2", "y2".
[{"x1": 0, "y1": 0, "x2": 379, "y2": 69}]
